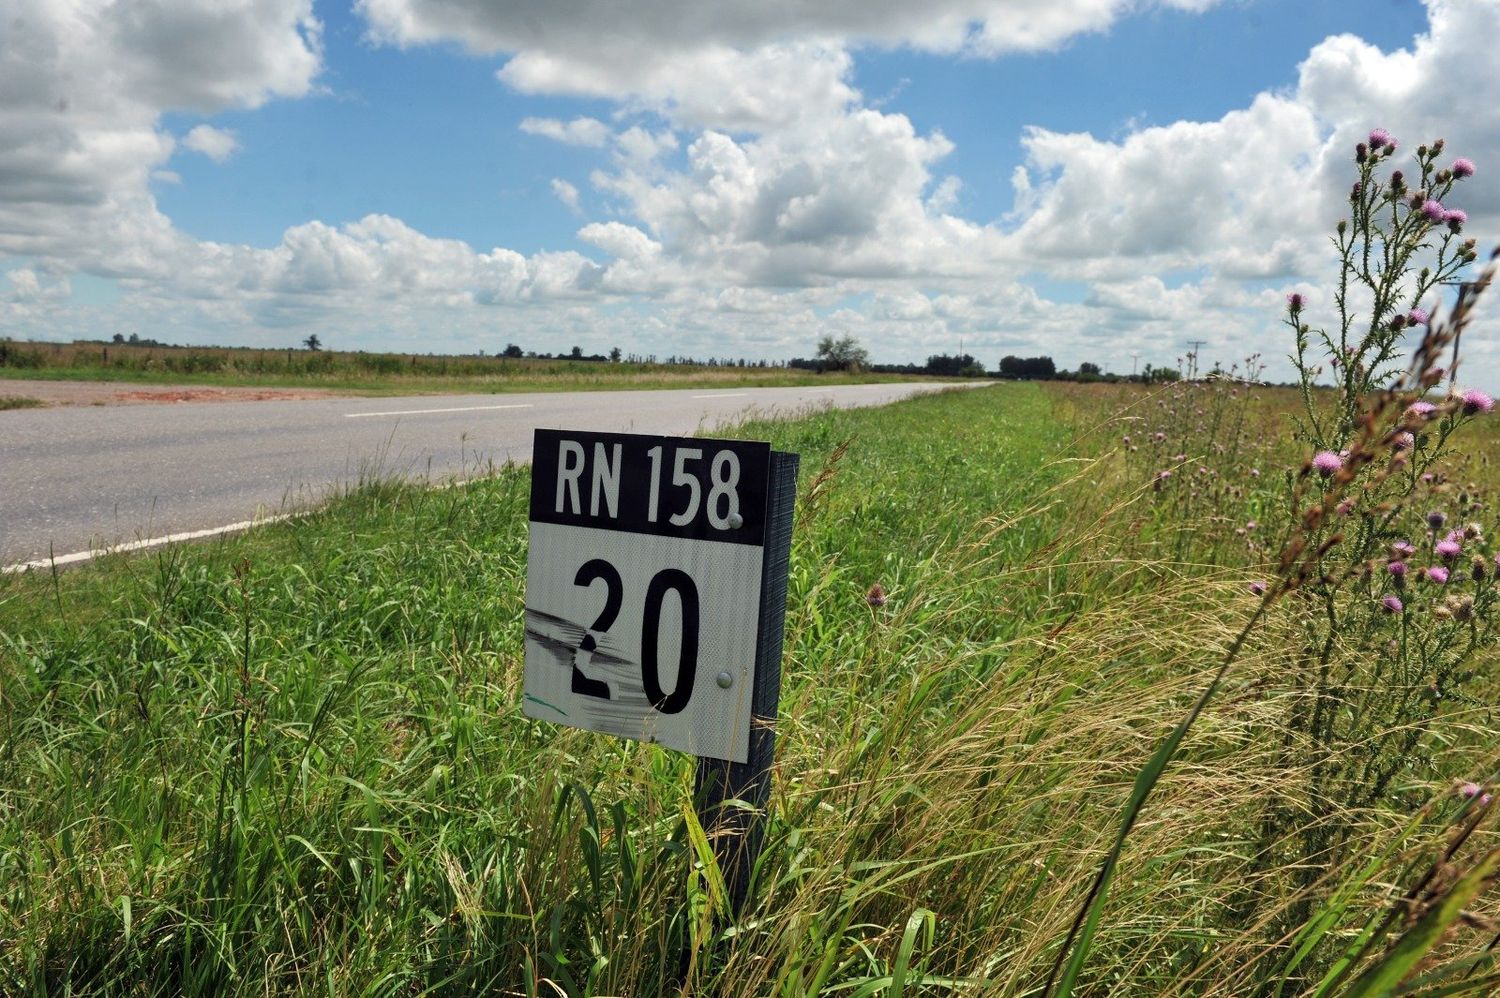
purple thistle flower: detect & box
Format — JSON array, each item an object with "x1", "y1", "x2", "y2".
[
  {"x1": 1459, "y1": 782, "x2": 1492, "y2": 805},
  {"x1": 1422, "y1": 199, "x2": 1446, "y2": 222},
  {"x1": 1392, "y1": 431, "x2": 1415, "y2": 452},
  {"x1": 1445, "y1": 208, "x2": 1468, "y2": 226},
  {"x1": 866, "y1": 583, "x2": 888, "y2": 608},
  {"x1": 1287, "y1": 292, "x2": 1305, "y2": 310},
  {"x1": 1312, "y1": 450, "x2": 1343, "y2": 476},
  {"x1": 1427, "y1": 510, "x2": 1447, "y2": 530},
  {"x1": 1461, "y1": 389, "x2": 1494, "y2": 415},
  {"x1": 1368, "y1": 127, "x2": 1393, "y2": 149},
  {"x1": 1452, "y1": 158, "x2": 1476, "y2": 178},
  {"x1": 1427, "y1": 566, "x2": 1450, "y2": 584},
  {"x1": 1406, "y1": 400, "x2": 1437, "y2": 421},
  {"x1": 1392, "y1": 541, "x2": 1416, "y2": 558},
  {"x1": 1249, "y1": 580, "x2": 1267, "y2": 596},
  {"x1": 1381, "y1": 595, "x2": 1403, "y2": 614},
  {"x1": 1407, "y1": 308, "x2": 1429, "y2": 327},
  {"x1": 1436, "y1": 539, "x2": 1463, "y2": 560}
]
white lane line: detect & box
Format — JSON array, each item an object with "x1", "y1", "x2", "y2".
[
  {"x1": 344, "y1": 403, "x2": 533, "y2": 418},
  {"x1": 690, "y1": 393, "x2": 749, "y2": 399},
  {"x1": 2, "y1": 513, "x2": 299, "y2": 575}
]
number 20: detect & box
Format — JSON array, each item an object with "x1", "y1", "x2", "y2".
[{"x1": 571, "y1": 559, "x2": 700, "y2": 714}]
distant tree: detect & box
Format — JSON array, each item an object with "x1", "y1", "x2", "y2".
[
  {"x1": 1079, "y1": 361, "x2": 1102, "y2": 377},
  {"x1": 609, "y1": 346, "x2": 622, "y2": 363},
  {"x1": 815, "y1": 333, "x2": 869, "y2": 372},
  {"x1": 925, "y1": 353, "x2": 978, "y2": 377},
  {"x1": 304, "y1": 334, "x2": 322, "y2": 351},
  {"x1": 570, "y1": 345, "x2": 583, "y2": 359},
  {"x1": 128, "y1": 333, "x2": 141, "y2": 345},
  {"x1": 998, "y1": 355, "x2": 1056, "y2": 380},
  {"x1": 502, "y1": 343, "x2": 524, "y2": 358},
  {"x1": 111, "y1": 333, "x2": 125, "y2": 344}
]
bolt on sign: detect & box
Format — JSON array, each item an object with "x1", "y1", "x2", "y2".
[{"x1": 523, "y1": 428, "x2": 783, "y2": 763}]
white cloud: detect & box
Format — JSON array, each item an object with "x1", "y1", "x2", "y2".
[
  {"x1": 4, "y1": 0, "x2": 1498, "y2": 385},
  {"x1": 0, "y1": 0, "x2": 321, "y2": 276},
  {"x1": 519, "y1": 116, "x2": 611, "y2": 146},
  {"x1": 357, "y1": 0, "x2": 1215, "y2": 63},
  {"x1": 182, "y1": 124, "x2": 240, "y2": 162},
  {"x1": 550, "y1": 178, "x2": 581, "y2": 212},
  {"x1": 502, "y1": 42, "x2": 858, "y2": 131}
]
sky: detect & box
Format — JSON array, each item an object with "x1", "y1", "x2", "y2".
[{"x1": 1, "y1": 0, "x2": 1497, "y2": 380}]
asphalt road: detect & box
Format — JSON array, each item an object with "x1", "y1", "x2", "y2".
[{"x1": 1, "y1": 382, "x2": 978, "y2": 568}]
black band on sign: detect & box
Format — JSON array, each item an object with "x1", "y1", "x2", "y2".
[{"x1": 529, "y1": 428, "x2": 771, "y2": 547}]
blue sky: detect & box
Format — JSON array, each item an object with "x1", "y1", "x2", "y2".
[{"x1": 1, "y1": 0, "x2": 1494, "y2": 379}]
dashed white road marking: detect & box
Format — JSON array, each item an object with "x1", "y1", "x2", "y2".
[{"x1": 344, "y1": 403, "x2": 533, "y2": 418}]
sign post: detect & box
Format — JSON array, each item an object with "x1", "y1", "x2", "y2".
[{"x1": 523, "y1": 429, "x2": 797, "y2": 911}]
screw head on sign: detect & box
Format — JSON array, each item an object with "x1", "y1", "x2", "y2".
[
  {"x1": 728, "y1": 512, "x2": 744, "y2": 529},
  {"x1": 716, "y1": 671, "x2": 734, "y2": 689}
]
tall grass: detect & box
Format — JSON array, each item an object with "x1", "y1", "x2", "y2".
[{"x1": 6, "y1": 378, "x2": 1499, "y2": 994}]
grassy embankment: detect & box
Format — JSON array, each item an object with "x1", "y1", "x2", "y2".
[
  {"x1": 3, "y1": 382, "x2": 1500, "y2": 994},
  {"x1": 0, "y1": 339, "x2": 950, "y2": 395}
]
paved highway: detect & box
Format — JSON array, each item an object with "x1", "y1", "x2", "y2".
[{"x1": 1, "y1": 382, "x2": 977, "y2": 568}]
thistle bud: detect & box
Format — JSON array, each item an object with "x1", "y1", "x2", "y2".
[
  {"x1": 1337, "y1": 219, "x2": 1347, "y2": 235},
  {"x1": 1471, "y1": 555, "x2": 1487, "y2": 583},
  {"x1": 1356, "y1": 142, "x2": 1368, "y2": 163},
  {"x1": 1432, "y1": 138, "x2": 1445, "y2": 155}
]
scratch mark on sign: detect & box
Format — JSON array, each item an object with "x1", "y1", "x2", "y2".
[{"x1": 524, "y1": 693, "x2": 568, "y2": 716}]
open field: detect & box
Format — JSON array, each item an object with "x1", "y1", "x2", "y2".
[
  {"x1": 0, "y1": 340, "x2": 944, "y2": 397},
  {"x1": 4, "y1": 382, "x2": 1500, "y2": 994}
]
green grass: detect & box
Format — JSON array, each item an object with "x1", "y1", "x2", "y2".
[
  {"x1": 0, "y1": 395, "x2": 44, "y2": 410},
  {"x1": 3, "y1": 383, "x2": 1498, "y2": 995}
]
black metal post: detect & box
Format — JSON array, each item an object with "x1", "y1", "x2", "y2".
[{"x1": 692, "y1": 448, "x2": 798, "y2": 915}]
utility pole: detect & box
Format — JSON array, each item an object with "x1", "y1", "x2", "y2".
[
  {"x1": 1186, "y1": 340, "x2": 1206, "y2": 380},
  {"x1": 1131, "y1": 352, "x2": 1141, "y2": 379}
]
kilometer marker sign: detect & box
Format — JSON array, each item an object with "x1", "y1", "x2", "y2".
[{"x1": 523, "y1": 428, "x2": 782, "y2": 763}]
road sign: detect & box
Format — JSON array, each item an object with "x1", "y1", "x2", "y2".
[{"x1": 523, "y1": 428, "x2": 778, "y2": 763}]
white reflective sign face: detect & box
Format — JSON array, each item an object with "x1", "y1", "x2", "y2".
[{"x1": 523, "y1": 429, "x2": 771, "y2": 763}]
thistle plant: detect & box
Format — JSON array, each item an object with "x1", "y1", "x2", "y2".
[
  {"x1": 1274, "y1": 132, "x2": 1491, "y2": 833},
  {"x1": 1048, "y1": 134, "x2": 1496, "y2": 994},
  {"x1": 1290, "y1": 129, "x2": 1481, "y2": 446}
]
